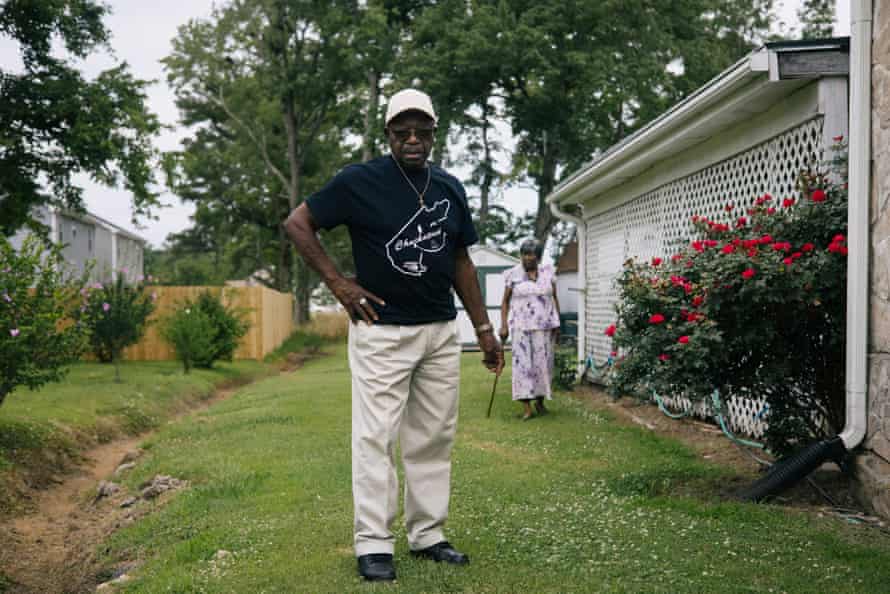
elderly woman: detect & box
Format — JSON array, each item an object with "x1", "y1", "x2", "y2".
[{"x1": 499, "y1": 239, "x2": 561, "y2": 420}]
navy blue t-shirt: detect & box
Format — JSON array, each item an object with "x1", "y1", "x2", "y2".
[{"x1": 306, "y1": 155, "x2": 479, "y2": 325}]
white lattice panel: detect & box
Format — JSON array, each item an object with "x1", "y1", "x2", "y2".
[{"x1": 584, "y1": 118, "x2": 824, "y2": 438}]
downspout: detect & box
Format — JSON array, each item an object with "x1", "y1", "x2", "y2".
[
  {"x1": 840, "y1": 0, "x2": 871, "y2": 451},
  {"x1": 549, "y1": 200, "x2": 586, "y2": 378},
  {"x1": 739, "y1": 2, "x2": 872, "y2": 501}
]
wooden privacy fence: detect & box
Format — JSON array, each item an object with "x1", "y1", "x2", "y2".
[{"x1": 123, "y1": 286, "x2": 295, "y2": 361}]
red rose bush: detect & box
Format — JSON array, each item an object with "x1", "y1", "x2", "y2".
[{"x1": 605, "y1": 142, "x2": 848, "y2": 454}]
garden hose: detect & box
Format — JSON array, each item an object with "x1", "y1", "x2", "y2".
[
  {"x1": 652, "y1": 391, "x2": 692, "y2": 419},
  {"x1": 710, "y1": 390, "x2": 766, "y2": 450}
]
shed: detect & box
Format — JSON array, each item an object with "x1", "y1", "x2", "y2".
[{"x1": 455, "y1": 245, "x2": 518, "y2": 348}]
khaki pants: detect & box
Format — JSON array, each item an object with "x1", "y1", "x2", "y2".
[{"x1": 348, "y1": 320, "x2": 461, "y2": 557}]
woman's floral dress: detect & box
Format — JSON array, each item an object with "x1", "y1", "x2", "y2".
[{"x1": 504, "y1": 263, "x2": 560, "y2": 400}]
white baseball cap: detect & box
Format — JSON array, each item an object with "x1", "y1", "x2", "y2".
[{"x1": 385, "y1": 89, "x2": 437, "y2": 126}]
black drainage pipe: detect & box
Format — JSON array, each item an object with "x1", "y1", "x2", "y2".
[{"x1": 737, "y1": 436, "x2": 848, "y2": 502}]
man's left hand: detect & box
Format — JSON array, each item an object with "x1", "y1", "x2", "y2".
[{"x1": 479, "y1": 332, "x2": 504, "y2": 375}]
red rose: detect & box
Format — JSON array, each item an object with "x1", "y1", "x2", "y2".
[
  {"x1": 704, "y1": 239, "x2": 718, "y2": 248},
  {"x1": 742, "y1": 268, "x2": 756, "y2": 279},
  {"x1": 802, "y1": 243, "x2": 815, "y2": 252},
  {"x1": 767, "y1": 207, "x2": 776, "y2": 215},
  {"x1": 772, "y1": 242, "x2": 785, "y2": 251},
  {"x1": 828, "y1": 242, "x2": 841, "y2": 253},
  {"x1": 832, "y1": 234, "x2": 845, "y2": 243},
  {"x1": 691, "y1": 215, "x2": 700, "y2": 222},
  {"x1": 762, "y1": 193, "x2": 772, "y2": 202},
  {"x1": 760, "y1": 234, "x2": 773, "y2": 244},
  {"x1": 737, "y1": 217, "x2": 747, "y2": 227},
  {"x1": 692, "y1": 240, "x2": 704, "y2": 252},
  {"x1": 833, "y1": 135, "x2": 844, "y2": 142},
  {"x1": 792, "y1": 251, "x2": 803, "y2": 259},
  {"x1": 686, "y1": 260, "x2": 694, "y2": 268},
  {"x1": 610, "y1": 351, "x2": 618, "y2": 357},
  {"x1": 722, "y1": 244, "x2": 735, "y2": 254},
  {"x1": 692, "y1": 295, "x2": 704, "y2": 307},
  {"x1": 678, "y1": 335, "x2": 689, "y2": 344},
  {"x1": 649, "y1": 313, "x2": 666, "y2": 324},
  {"x1": 651, "y1": 257, "x2": 662, "y2": 266},
  {"x1": 783, "y1": 198, "x2": 795, "y2": 208},
  {"x1": 811, "y1": 189, "x2": 827, "y2": 202},
  {"x1": 747, "y1": 248, "x2": 758, "y2": 258},
  {"x1": 725, "y1": 203, "x2": 734, "y2": 212},
  {"x1": 658, "y1": 353, "x2": 671, "y2": 362},
  {"x1": 671, "y1": 254, "x2": 683, "y2": 262},
  {"x1": 604, "y1": 324, "x2": 616, "y2": 337},
  {"x1": 783, "y1": 257, "x2": 793, "y2": 265}
]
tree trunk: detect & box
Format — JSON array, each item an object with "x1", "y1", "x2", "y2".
[
  {"x1": 362, "y1": 70, "x2": 380, "y2": 162},
  {"x1": 294, "y1": 258, "x2": 311, "y2": 324},
  {"x1": 478, "y1": 103, "x2": 494, "y2": 241},
  {"x1": 533, "y1": 131, "x2": 557, "y2": 245}
]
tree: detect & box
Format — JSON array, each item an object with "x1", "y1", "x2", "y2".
[
  {"x1": 0, "y1": 0, "x2": 161, "y2": 236},
  {"x1": 81, "y1": 274, "x2": 155, "y2": 382},
  {"x1": 404, "y1": 0, "x2": 774, "y2": 248},
  {"x1": 799, "y1": 0, "x2": 835, "y2": 39},
  {"x1": 163, "y1": 0, "x2": 362, "y2": 321},
  {"x1": 0, "y1": 236, "x2": 89, "y2": 406}
]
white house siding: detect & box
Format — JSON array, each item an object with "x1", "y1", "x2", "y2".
[
  {"x1": 8, "y1": 208, "x2": 144, "y2": 284},
  {"x1": 555, "y1": 271, "x2": 578, "y2": 314}
]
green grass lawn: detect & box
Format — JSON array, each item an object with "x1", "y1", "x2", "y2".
[
  {"x1": 0, "y1": 359, "x2": 268, "y2": 514},
  {"x1": 98, "y1": 344, "x2": 890, "y2": 593}
]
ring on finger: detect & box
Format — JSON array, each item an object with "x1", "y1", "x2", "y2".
[{"x1": 358, "y1": 297, "x2": 368, "y2": 306}]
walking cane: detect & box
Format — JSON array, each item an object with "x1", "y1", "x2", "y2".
[{"x1": 486, "y1": 371, "x2": 500, "y2": 418}]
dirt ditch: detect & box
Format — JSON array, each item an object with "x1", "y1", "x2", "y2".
[{"x1": 0, "y1": 351, "x2": 324, "y2": 594}]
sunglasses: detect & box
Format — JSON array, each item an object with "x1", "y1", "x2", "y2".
[{"x1": 388, "y1": 126, "x2": 435, "y2": 142}]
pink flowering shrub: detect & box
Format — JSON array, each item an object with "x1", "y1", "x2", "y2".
[
  {"x1": 0, "y1": 236, "x2": 89, "y2": 406},
  {"x1": 606, "y1": 141, "x2": 849, "y2": 454},
  {"x1": 80, "y1": 272, "x2": 155, "y2": 381}
]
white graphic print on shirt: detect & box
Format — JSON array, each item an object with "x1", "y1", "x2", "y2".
[{"x1": 385, "y1": 199, "x2": 450, "y2": 277}]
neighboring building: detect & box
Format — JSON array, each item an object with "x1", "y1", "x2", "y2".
[
  {"x1": 9, "y1": 206, "x2": 145, "y2": 283},
  {"x1": 455, "y1": 245, "x2": 518, "y2": 348},
  {"x1": 555, "y1": 239, "x2": 579, "y2": 337}
]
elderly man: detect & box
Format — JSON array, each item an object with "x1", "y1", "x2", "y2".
[{"x1": 284, "y1": 88, "x2": 503, "y2": 582}]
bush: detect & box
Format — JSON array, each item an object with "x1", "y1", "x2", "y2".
[
  {"x1": 161, "y1": 305, "x2": 217, "y2": 373},
  {"x1": 81, "y1": 272, "x2": 155, "y2": 381},
  {"x1": 161, "y1": 291, "x2": 248, "y2": 373},
  {"x1": 193, "y1": 291, "x2": 249, "y2": 363},
  {"x1": 0, "y1": 236, "x2": 90, "y2": 406},
  {"x1": 605, "y1": 141, "x2": 848, "y2": 456}
]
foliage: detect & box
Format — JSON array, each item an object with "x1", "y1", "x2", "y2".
[
  {"x1": 161, "y1": 291, "x2": 248, "y2": 373},
  {"x1": 162, "y1": 0, "x2": 363, "y2": 321},
  {"x1": 81, "y1": 273, "x2": 155, "y2": 380},
  {"x1": 0, "y1": 0, "x2": 161, "y2": 236},
  {"x1": 193, "y1": 291, "x2": 249, "y2": 364},
  {"x1": 606, "y1": 141, "x2": 849, "y2": 455},
  {"x1": 553, "y1": 345, "x2": 578, "y2": 391},
  {"x1": 161, "y1": 305, "x2": 217, "y2": 374},
  {"x1": 0, "y1": 235, "x2": 89, "y2": 406},
  {"x1": 799, "y1": 0, "x2": 836, "y2": 39},
  {"x1": 403, "y1": 0, "x2": 775, "y2": 245}
]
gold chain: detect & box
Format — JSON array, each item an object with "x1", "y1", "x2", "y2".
[{"x1": 391, "y1": 154, "x2": 431, "y2": 207}]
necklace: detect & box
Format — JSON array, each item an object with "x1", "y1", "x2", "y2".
[{"x1": 391, "y1": 154, "x2": 431, "y2": 207}]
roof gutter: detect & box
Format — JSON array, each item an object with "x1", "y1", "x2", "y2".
[
  {"x1": 549, "y1": 201, "x2": 586, "y2": 374},
  {"x1": 840, "y1": 0, "x2": 871, "y2": 450},
  {"x1": 548, "y1": 49, "x2": 768, "y2": 207}
]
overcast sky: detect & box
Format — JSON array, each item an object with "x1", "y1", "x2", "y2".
[{"x1": 2, "y1": 1, "x2": 850, "y2": 247}]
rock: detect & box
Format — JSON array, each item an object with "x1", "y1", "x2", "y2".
[
  {"x1": 119, "y1": 497, "x2": 139, "y2": 508},
  {"x1": 94, "y1": 481, "x2": 121, "y2": 502},
  {"x1": 120, "y1": 449, "x2": 144, "y2": 465},
  {"x1": 214, "y1": 549, "x2": 232, "y2": 560},
  {"x1": 114, "y1": 462, "x2": 137, "y2": 476},
  {"x1": 140, "y1": 474, "x2": 187, "y2": 500}
]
